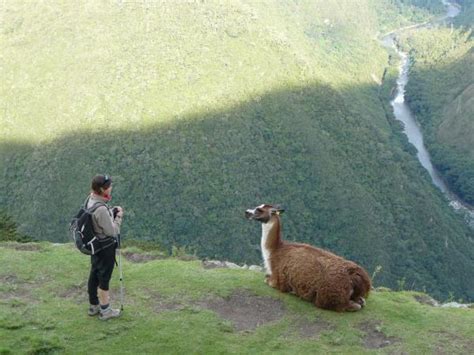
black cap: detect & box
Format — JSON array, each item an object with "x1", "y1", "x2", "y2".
[{"x1": 91, "y1": 174, "x2": 112, "y2": 192}]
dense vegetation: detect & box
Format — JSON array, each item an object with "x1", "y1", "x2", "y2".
[
  {"x1": 399, "y1": 4, "x2": 474, "y2": 205},
  {"x1": 374, "y1": 0, "x2": 444, "y2": 33},
  {"x1": 0, "y1": 211, "x2": 32, "y2": 243},
  {"x1": 1, "y1": 1, "x2": 473, "y2": 301},
  {"x1": 455, "y1": 0, "x2": 474, "y2": 27},
  {"x1": 1, "y1": 242, "x2": 473, "y2": 354}
]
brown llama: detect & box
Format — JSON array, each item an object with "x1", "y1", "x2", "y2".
[{"x1": 245, "y1": 204, "x2": 371, "y2": 312}]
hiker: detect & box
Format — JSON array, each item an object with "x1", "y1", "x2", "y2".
[{"x1": 86, "y1": 174, "x2": 124, "y2": 320}]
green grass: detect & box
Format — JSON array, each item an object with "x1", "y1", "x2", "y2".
[{"x1": 0, "y1": 242, "x2": 473, "y2": 354}]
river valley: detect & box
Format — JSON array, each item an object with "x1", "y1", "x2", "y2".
[{"x1": 382, "y1": 1, "x2": 474, "y2": 228}]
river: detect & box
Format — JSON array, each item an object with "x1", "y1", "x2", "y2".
[{"x1": 381, "y1": 1, "x2": 474, "y2": 229}]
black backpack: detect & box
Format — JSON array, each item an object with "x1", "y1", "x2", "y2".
[{"x1": 70, "y1": 198, "x2": 116, "y2": 255}]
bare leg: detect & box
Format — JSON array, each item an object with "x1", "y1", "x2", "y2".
[{"x1": 98, "y1": 288, "x2": 110, "y2": 306}]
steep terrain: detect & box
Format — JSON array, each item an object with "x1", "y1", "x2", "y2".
[
  {"x1": 1, "y1": 1, "x2": 473, "y2": 300},
  {"x1": 400, "y1": 2, "x2": 474, "y2": 204}
]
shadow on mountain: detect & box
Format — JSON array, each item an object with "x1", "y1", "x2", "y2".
[{"x1": 1, "y1": 81, "x2": 473, "y2": 301}]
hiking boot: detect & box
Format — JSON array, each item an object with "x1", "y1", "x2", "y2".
[
  {"x1": 99, "y1": 307, "x2": 121, "y2": 321},
  {"x1": 88, "y1": 304, "x2": 100, "y2": 316}
]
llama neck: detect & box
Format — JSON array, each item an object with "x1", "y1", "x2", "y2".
[{"x1": 261, "y1": 216, "x2": 282, "y2": 275}]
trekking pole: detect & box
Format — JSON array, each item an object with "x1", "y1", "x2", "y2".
[{"x1": 117, "y1": 234, "x2": 124, "y2": 312}]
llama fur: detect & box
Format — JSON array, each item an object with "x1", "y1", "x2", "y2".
[{"x1": 246, "y1": 204, "x2": 371, "y2": 312}]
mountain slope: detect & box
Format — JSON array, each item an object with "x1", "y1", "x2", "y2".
[
  {"x1": 1, "y1": 242, "x2": 473, "y2": 354},
  {"x1": 400, "y1": 9, "x2": 474, "y2": 204},
  {"x1": 1, "y1": 1, "x2": 473, "y2": 301}
]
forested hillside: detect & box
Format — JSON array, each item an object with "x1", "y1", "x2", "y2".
[
  {"x1": 1, "y1": 0, "x2": 473, "y2": 301},
  {"x1": 400, "y1": 1, "x2": 474, "y2": 205},
  {"x1": 455, "y1": 0, "x2": 474, "y2": 27}
]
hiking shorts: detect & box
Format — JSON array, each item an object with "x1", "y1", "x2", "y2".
[{"x1": 90, "y1": 244, "x2": 116, "y2": 291}]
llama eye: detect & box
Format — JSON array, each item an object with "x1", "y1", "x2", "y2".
[{"x1": 256, "y1": 208, "x2": 263, "y2": 213}]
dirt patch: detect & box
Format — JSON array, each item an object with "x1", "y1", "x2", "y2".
[
  {"x1": 0, "y1": 274, "x2": 33, "y2": 302},
  {"x1": 151, "y1": 293, "x2": 186, "y2": 313},
  {"x1": 143, "y1": 288, "x2": 186, "y2": 313},
  {"x1": 59, "y1": 282, "x2": 125, "y2": 306},
  {"x1": 432, "y1": 331, "x2": 474, "y2": 354},
  {"x1": 122, "y1": 251, "x2": 165, "y2": 263},
  {"x1": 0, "y1": 274, "x2": 19, "y2": 283},
  {"x1": 59, "y1": 282, "x2": 88, "y2": 304},
  {"x1": 0, "y1": 242, "x2": 42, "y2": 251},
  {"x1": 196, "y1": 289, "x2": 286, "y2": 332},
  {"x1": 359, "y1": 320, "x2": 399, "y2": 349},
  {"x1": 460, "y1": 339, "x2": 474, "y2": 354},
  {"x1": 288, "y1": 316, "x2": 333, "y2": 339}
]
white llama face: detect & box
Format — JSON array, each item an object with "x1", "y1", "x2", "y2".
[{"x1": 245, "y1": 204, "x2": 284, "y2": 223}]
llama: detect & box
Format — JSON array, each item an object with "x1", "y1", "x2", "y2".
[{"x1": 245, "y1": 204, "x2": 371, "y2": 312}]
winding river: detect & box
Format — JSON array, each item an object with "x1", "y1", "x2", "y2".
[{"x1": 381, "y1": 1, "x2": 474, "y2": 228}]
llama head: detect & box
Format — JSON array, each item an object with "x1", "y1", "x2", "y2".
[{"x1": 245, "y1": 204, "x2": 285, "y2": 223}]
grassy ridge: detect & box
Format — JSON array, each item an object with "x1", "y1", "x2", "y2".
[
  {"x1": 1, "y1": 0, "x2": 473, "y2": 301},
  {"x1": 1, "y1": 242, "x2": 473, "y2": 354}
]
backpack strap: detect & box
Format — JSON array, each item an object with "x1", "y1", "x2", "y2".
[
  {"x1": 82, "y1": 195, "x2": 91, "y2": 209},
  {"x1": 88, "y1": 202, "x2": 107, "y2": 213},
  {"x1": 83, "y1": 195, "x2": 107, "y2": 213}
]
